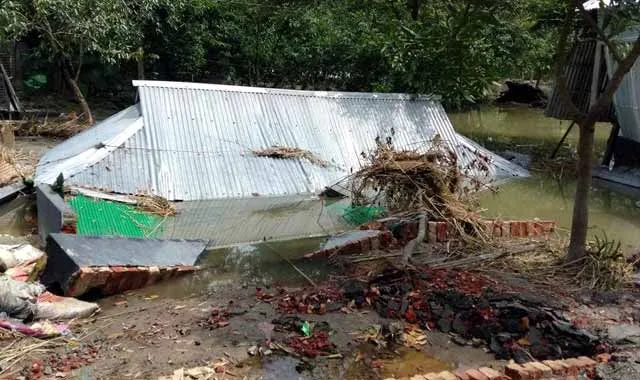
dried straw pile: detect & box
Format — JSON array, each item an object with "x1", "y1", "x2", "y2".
[
  {"x1": 0, "y1": 147, "x2": 20, "y2": 186},
  {"x1": 350, "y1": 139, "x2": 488, "y2": 241},
  {"x1": 136, "y1": 195, "x2": 177, "y2": 217},
  {"x1": 252, "y1": 145, "x2": 329, "y2": 167}
]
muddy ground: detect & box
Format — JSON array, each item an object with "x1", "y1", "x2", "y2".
[
  {"x1": 4, "y1": 277, "x2": 499, "y2": 380},
  {"x1": 3, "y1": 263, "x2": 640, "y2": 380}
]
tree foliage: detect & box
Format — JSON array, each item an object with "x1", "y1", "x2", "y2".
[
  {"x1": 137, "y1": 0, "x2": 563, "y2": 107},
  {"x1": 1, "y1": 0, "x2": 567, "y2": 108}
]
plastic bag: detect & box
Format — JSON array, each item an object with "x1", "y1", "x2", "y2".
[
  {"x1": 0, "y1": 275, "x2": 45, "y2": 320},
  {"x1": 0, "y1": 244, "x2": 45, "y2": 270},
  {"x1": 36, "y1": 292, "x2": 99, "y2": 320}
]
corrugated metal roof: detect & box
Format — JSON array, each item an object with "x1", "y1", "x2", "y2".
[
  {"x1": 37, "y1": 81, "x2": 525, "y2": 201},
  {"x1": 545, "y1": 40, "x2": 612, "y2": 122}
]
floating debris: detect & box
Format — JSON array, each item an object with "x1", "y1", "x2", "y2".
[
  {"x1": 252, "y1": 145, "x2": 329, "y2": 167},
  {"x1": 135, "y1": 195, "x2": 177, "y2": 217}
]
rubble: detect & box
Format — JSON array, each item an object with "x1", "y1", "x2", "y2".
[
  {"x1": 354, "y1": 266, "x2": 604, "y2": 362},
  {"x1": 256, "y1": 285, "x2": 344, "y2": 315}
]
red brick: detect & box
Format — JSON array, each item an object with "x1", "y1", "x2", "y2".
[
  {"x1": 492, "y1": 221, "x2": 507, "y2": 238},
  {"x1": 505, "y1": 364, "x2": 532, "y2": 380},
  {"x1": 541, "y1": 361, "x2": 566, "y2": 376},
  {"x1": 528, "y1": 362, "x2": 552, "y2": 378},
  {"x1": 509, "y1": 221, "x2": 520, "y2": 237},
  {"x1": 576, "y1": 356, "x2": 596, "y2": 368},
  {"x1": 68, "y1": 266, "x2": 111, "y2": 297},
  {"x1": 556, "y1": 360, "x2": 578, "y2": 376},
  {"x1": 510, "y1": 221, "x2": 532, "y2": 237},
  {"x1": 478, "y1": 367, "x2": 507, "y2": 380},
  {"x1": 465, "y1": 369, "x2": 488, "y2": 380},
  {"x1": 436, "y1": 371, "x2": 458, "y2": 380},
  {"x1": 436, "y1": 222, "x2": 448, "y2": 242},
  {"x1": 453, "y1": 369, "x2": 471, "y2": 380},
  {"x1": 428, "y1": 221, "x2": 437, "y2": 243},
  {"x1": 522, "y1": 363, "x2": 543, "y2": 379},
  {"x1": 102, "y1": 266, "x2": 128, "y2": 295}
]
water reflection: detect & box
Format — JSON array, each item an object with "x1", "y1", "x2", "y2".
[
  {"x1": 451, "y1": 106, "x2": 640, "y2": 249},
  {"x1": 138, "y1": 237, "x2": 332, "y2": 298}
]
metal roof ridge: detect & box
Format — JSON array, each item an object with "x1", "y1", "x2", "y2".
[{"x1": 132, "y1": 80, "x2": 440, "y2": 101}]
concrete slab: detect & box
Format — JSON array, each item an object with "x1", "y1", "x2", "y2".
[{"x1": 41, "y1": 234, "x2": 207, "y2": 296}]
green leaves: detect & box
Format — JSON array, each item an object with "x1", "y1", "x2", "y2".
[{"x1": 2, "y1": 0, "x2": 567, "y2": 109}]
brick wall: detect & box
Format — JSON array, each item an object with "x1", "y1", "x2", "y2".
[
  {"x1": 388, "y1": 356, "x2": 599, "y2": 380},
  {"x1": 307, "y1": 218, "x2": 556, "y2": 259},
  {"x1": 66, "y1": 265, "x2": 198, "y2": 297}
]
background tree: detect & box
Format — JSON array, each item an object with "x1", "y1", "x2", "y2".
[
  {"x1": 552, "y1": 0, "x2": 640, "y2": 261},
  {"x1": 2, "y1": 0, "x2": 155, "y2": 124},
  {"x1": 3, "y1": 0, "x2": 567, "y2": 113}
]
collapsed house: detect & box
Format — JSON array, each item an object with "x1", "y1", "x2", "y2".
[
  {"x1": 35, "y1": 81, "x2": 527, "y2": 248},
  {"x1": 546, "y1": 1, "x2": 640, "y2": 189}
]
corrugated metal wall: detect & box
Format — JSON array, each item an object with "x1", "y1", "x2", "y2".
[{"x1": 545, "y1": 40, "x2": 611, "y2": 122}]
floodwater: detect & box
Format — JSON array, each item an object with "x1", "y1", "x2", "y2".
[
  {"x1": 136, "y1": 236, "x2": 334, "y2": 299},
  {"x1": 451, "y1": 106, "x2": 640, "y2": 250}
]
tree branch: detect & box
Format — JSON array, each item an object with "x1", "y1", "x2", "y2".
[
  {"x1": 553, "y1": 2, "x2": 587, "y2": 122},
  {"x1": 75, "y1": 47, "x2": 84, "y2": 83},
  {"x1": 575, "y1": 1, "x2": 623, "y2": 63}
]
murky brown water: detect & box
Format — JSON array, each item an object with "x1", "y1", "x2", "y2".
[
  {"x1": 451, "y1": 106, "x2": 640, "y2": 249},
  {"x1": 379, "y1": 350, "x2": 451, "y2": 378}
]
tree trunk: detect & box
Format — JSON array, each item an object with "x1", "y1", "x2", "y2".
[
  {"x1": 62, "y1": 65, "x2": 94, "y2": 125},
  {"x1": 567, "y1": 121, "x2": 596, "y2": 261}
]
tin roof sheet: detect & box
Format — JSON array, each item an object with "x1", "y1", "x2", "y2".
[{"x1": 37, "y1": 81, "x2": 526, "y2": 201}]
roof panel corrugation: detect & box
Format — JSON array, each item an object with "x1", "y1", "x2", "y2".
[
  {"x1": 42, "y1": 81, "x2": 526, "y2": 201},
  {"x1": 546, "y1": 40, "x2": 611, "y2": 122},
  {"x1": 130, "y1": 82, "x2": 472, "y2": 201}
]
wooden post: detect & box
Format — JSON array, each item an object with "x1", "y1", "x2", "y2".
[
  {"x1": 550, "y1": 121, "x2": 575, "y2": 159},
  {"x1": 602, "y1": 116, "x2": 620, "y2": 167}
]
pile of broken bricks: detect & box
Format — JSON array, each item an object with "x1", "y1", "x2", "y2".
[{"x1": 384, "y1": 356, "x2": 599, "y2": 380}]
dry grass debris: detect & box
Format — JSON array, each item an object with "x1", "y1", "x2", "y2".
[
  {"x1": 472, "y1": 235, "x2": 634, "y2": 291},
  {"x1": 0, "y1": 147, "x2": 20, "y2": 186},
  {"x1": 576, "y1": 235, "x2": 634, "y2": 290},
  {"x1": 9, "y1": 115, "x2": 89, "y2": 139},
  {"x1": 135, "y1": 195, "x2": 177, "y2": 217},
  {"x1": 350, "y1": 137, "x2": 490, "y2": 243},
  {"x1": 252, "y1": 145, "x2": 329, "y2": 167}
]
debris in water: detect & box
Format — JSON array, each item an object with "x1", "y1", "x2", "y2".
[
  {"x1": 349, "y1": 137, "x2": 490, "y2": 242},
  {"x1": 252, "y1": 145, "x2": 329, "y2": 167},
  {"x1": 135, "y1": 195, "x2": 177, "y2": 217}
]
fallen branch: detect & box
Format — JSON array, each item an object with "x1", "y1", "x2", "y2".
[{"x1": 263, "y1": 243, "x2": 317, "y2": 288}]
